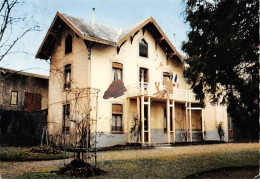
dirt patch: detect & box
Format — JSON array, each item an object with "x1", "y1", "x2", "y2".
[
  {"x1": 57, "y1": 159, "x2": 106, "y2": 178},
  {"x1": 187, "y1": 166, "x2": 259, "y2": 179}
]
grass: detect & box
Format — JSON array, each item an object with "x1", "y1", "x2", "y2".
[
  {"x1": 17, "y1": 148, "x2": 259, "y2": 179},
  {"x1": 0, "y1": 146, "x2": 74, "y2": 161},
  {"x1": 18, "y1": 172, "x2": 76, "y2": 179}
]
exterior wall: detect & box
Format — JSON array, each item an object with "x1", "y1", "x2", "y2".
[
  {"x1": 0, "y1": 69, "x2": 48, "y2": 111},
  {"x1": 48, "y1": 25, "x2": 229, "y2": 146},
  {"x1": 48, "y1": 28, "x2": 89, "y2": 135},
  {"x1": 204, "y1": 101, "x2": 228, "y2": 142}
]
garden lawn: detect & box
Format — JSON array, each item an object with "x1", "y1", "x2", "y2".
[
  {"x1": 0, "y1": 146, "x2": 74, "y2": 161},
  {"x1": 17, "y1": 145, "x2": 259, "y2": 179}
]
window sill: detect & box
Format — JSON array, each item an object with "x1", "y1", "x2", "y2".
[
  {"x1": 64, "y1": 52, "x2": 73, "y2": 57},
  {"x1": 111, "y1": 131, "x2": 124, "y2": 134},
  {"x1": 63, "y1": 88, "x2": 71, "y2": 92}
]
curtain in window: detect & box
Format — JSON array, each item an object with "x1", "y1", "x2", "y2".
[
  {"x1": 112, "y1": 115, "x2": 116, "y2": 127},
  {"x1": 116, "y1": 115, "x2": 122, "y2": 127},
  {"x1": 117, "y1": 69, "x2": 122, "y2": 80}
]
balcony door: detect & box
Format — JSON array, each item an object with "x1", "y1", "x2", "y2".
[{"x1": 139, "y1": 68, "x2": 149, "y2": 83}]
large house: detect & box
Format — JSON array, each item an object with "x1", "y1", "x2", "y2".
[{"x1": 36, "y1": 11, "x2": 229, "y2": 147}]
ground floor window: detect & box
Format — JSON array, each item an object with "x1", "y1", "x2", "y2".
[{"x1": 112, "y1": 104, "x2": 123, "y2": 132}]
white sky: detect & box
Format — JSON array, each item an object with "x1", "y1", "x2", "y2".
[{"x1": 0, "y1": 0, "x2": 189, "y2": 76}]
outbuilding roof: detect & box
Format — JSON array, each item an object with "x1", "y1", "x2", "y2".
[
  {"x1": 36, "y1": 11, "x2": 183, "y2": 62},
  {"x1": 0, "y1": 67, "x2": 49, "y2": 80}
]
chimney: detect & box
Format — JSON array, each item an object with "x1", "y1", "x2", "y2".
[
  {"x1": 173, "y1": 33, "x2": 176, "y2": 47},
  {"x1": 92, "y1": 8, "x2": 95, "y2": 28}
]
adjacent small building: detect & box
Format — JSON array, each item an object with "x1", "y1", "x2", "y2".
[
  {"x1": 0, "y1": 67, "x2": 48, "y2": 111},
  {"x1": 0, "y1": 67, "x2": 49, "y2": 145}
]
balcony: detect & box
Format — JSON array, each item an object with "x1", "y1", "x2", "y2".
[{"x1": 127, "y1": 82, "x2": 199, "y2": 102}]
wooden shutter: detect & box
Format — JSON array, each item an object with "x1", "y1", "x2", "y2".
[
  {"x1": 112, "y1": 104, "x2": 123, "y2": 114},
  {"x1": 112, "y1": 62, "x2": 123, "y2": 69},
  {"x1": 25, "y1": 92, "x2": 41, "y2": 112}
]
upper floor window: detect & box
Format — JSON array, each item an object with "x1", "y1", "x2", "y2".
[
  {"x1": 163, "y1": 72, "x2": 171, "y2": 86},
  {"x1": 64, "y1": 64, "x2": 71, "y2": 89},
  {"x1": 112, "y1": 104, "x2": 123, "y2": 133},
  {"x1": 139, "y1": 39, "x2": 148, "y2": 57},
  {"x1": 139, "y1": 67, "x2": 149, "y2": 83},
  {"x1": 63, "y1": 104, "x2": 70, "y2": 133},
  {"x1": 112, "y1": 62, "x2": 123, "y2": 81},
  {"x1": 10, "y1": 91, "x2": 18, "y2": 105},
  {"x1": 65, "y1": 34, "x2": 72, "y2": 54}
]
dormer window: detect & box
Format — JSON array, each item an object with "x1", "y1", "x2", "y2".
[
  {"x1": 139, "y1": 39, "x2": 148, "y2": 57},
  {"x1": 65, "y1": 34, "x2": 72, "y2": 54}
]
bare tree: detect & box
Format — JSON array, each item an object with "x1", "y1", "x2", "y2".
[
  {"x1": 69, "y1": 87, "x2": 99, "y2": 164},
  {"x1": 46, "y1": 65, "x2": 100, "y2": 166},
  {"x1": 130, "y1": 112, "x2": 141, "y2": 143},
  {"x1": 175, "y1": 118, "x2": 188, "y2": 142},
  {"x1": 0, "y1": 0, "x2": 40, "y2": 62}
]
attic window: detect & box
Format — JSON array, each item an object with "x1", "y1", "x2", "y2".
[
  {"x1": 139, "y1": 39, "x2": 148, "y2": 57},
  {"x1": 65, "y1": 34, "x2": 72, "y2": 54}
]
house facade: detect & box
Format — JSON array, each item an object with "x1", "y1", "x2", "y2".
[{"x1": 36, "y1": 12, "x2": 228, "y2": 147}]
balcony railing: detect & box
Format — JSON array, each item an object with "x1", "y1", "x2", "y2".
[{"x1": 127, "y1": 82, "x2": 199, "y2": 102}]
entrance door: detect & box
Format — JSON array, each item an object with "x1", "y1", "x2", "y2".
[
  {"x1": 140, "y1": 102, "x2": 149, "y2": 143},
  {"x1": 139, "y1": 68, "x2": 149, "y2": 83}
]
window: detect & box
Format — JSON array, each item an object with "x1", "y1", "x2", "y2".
[
  {"x1": 164, "y1": 108, "x2": 173, "y2": 132},
  {"x1": 112, "y1": 62, "x2": 123, "y2": 81},
  {"x1": 10, "y1": 91, "x2": 18, "y2": 105},
  {"x1": 163, "y1": 72, "x2": 171, "y2": 86},
  {"x1": 139, "y1": 39, "x2": 148, "y2": 57},
  {"x1": 65, "y1": 34, "x2": 72, "y2": 54},
  {"x1": 112, "y1": 104, "x2": 123, "y2": 132},
  {"x1": 63, "y1": 104, "x2": 70, "y2": 133},
  {"x1": 64, "y1": 64, "x2": 71, "y2": 89},
  {"x1": 139, "y1": 68, "x2": 149, "y2": 83}
]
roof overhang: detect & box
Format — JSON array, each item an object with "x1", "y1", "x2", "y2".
[
  {"x1": 36, "y1": 12, "x2": 183, "y2": 63},
  {"x1": 117, "y1": 17, "x2": 183, "y2": 63},
  {"x1": 36, "y1": 11, "x2": 116, "y2": 60}
]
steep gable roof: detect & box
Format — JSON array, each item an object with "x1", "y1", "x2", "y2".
[
  {"x1": 63, "y1": 13, "x2": 121, "y2": 43},
  {"x1": 36, "y1": 11, "x2": 183, "y2": 62}
]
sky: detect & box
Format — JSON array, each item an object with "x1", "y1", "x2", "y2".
[{"x1": 0, "y1": 0, "x2": 189, "y2": 76}]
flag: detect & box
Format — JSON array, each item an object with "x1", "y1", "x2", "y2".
[
  {"x1": 173, "y1": 73, "x2": 179, "y2": 88},
  {"x1": 170, "y1": 72, "x2": 174, "y2": 80}
]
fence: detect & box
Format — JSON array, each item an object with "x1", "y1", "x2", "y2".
[{"x1": 0, "y1": 109, "x2": 47, "y2": 146}]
